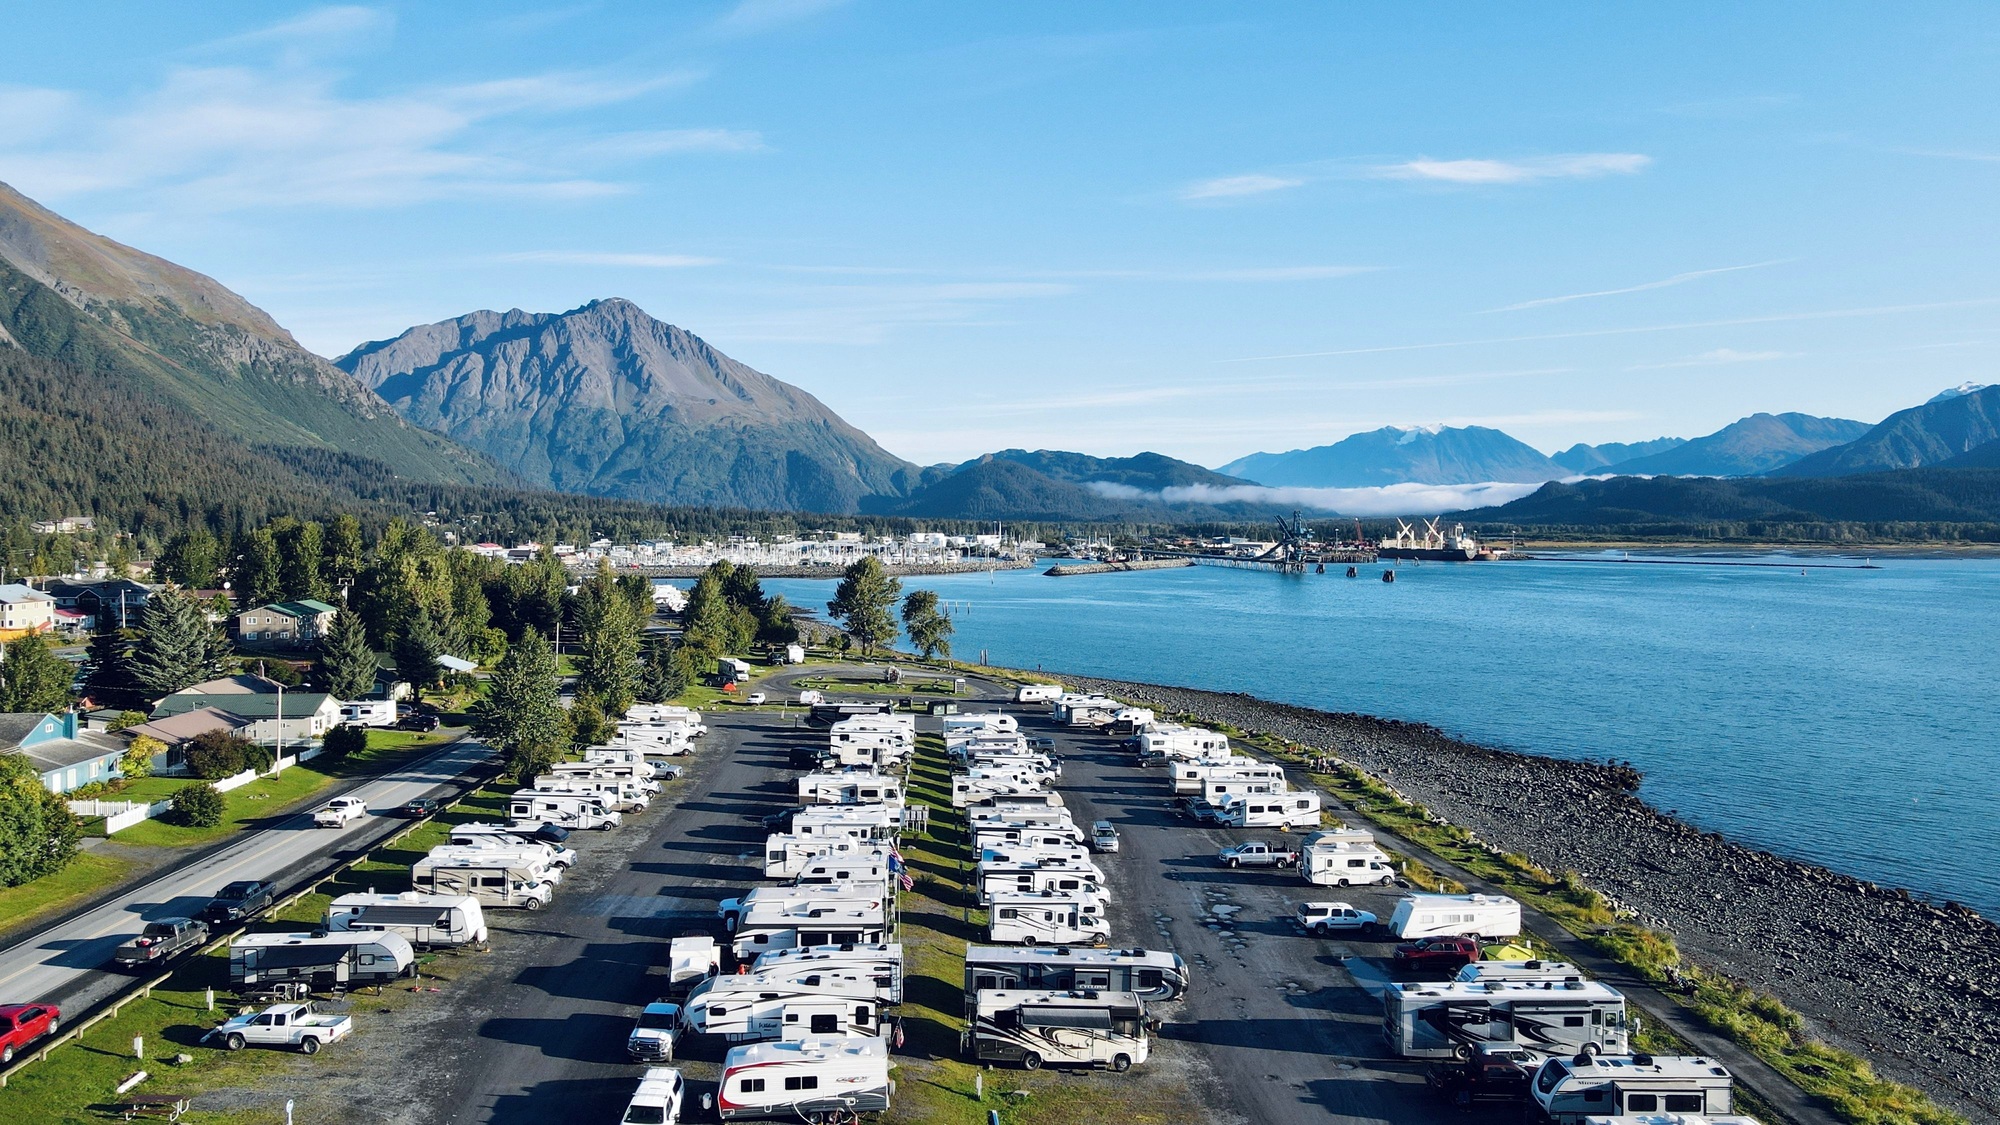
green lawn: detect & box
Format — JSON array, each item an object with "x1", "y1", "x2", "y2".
[
  {"x1": 0, "y1": 853, "x2": 137, "y2": 942},
  {"x1": 115, "y1": 766, "x2": 336, "y2": 848}
]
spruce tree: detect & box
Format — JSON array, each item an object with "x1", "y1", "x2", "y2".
[
  {"x1": 392, "y1": 605, "x2": 446, "y2": 700},
  {"x1": 318, "y1": 610, "x2": 379, "y2": 701},
  {"x1": 572, "y1": 562, "x2": 641, "y2": 717},
  {"x1": 127, "y1": 587, "x2": 230, "y2": 697},
  {"x1": 635, "y1": 636, "x2": 688, "y2": 704},
  {"x1": 472, "y1": 628, "x2": 565, "y2": 781},
  {"x1": 828, "y1": 556, "x2": 901, "y2": 654},
  {"x1": 0, "y1": 634, "x2": 74, "y2": 713},
  {"x1": 82, "y1": 615, "x2": 139, "y2": 710}
]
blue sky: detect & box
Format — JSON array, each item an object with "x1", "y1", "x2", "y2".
[{"x1": 3, "y1": 2, "x2": 1997, "y2": 467}]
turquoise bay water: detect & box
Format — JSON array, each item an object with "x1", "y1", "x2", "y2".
[{"x1": 768, "y1": 556, "x2": 2000, "y2": 916}]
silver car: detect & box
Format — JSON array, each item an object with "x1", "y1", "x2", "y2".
[{"x1": 1089, "y1": 820, "x2": 1120, "y2": 853}]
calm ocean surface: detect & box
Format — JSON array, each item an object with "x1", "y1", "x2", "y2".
[{"x1": 768, "y1": 554, "x2": 2000, "y2": 916}]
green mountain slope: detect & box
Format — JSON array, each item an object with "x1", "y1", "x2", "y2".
[
  {"x1": 1606, "y1": 412, "x2": 1870, "y2": 476},
  {"x1": 1459, "y1": 469, "x2": 2000, "y2": 526},
  {"x1": 1770, "y1": 386, "x2": 2000, "y2": 477}
]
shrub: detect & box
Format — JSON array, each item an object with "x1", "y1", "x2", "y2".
[
  {"x1": 122, "y1": 734, "x2": 163, "y2": 780},
  {"x1": 320, "y1": 724, "x2": 366, "y2": 759},
  {"x1": 169, "y1": 783, "x2": 225, "y2": 827},
  {"x1": 183, "y1": 730, "x2": 254, "y2": 779}
]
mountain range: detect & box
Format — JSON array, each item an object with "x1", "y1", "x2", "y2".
[
  {"x1": 861, "y1": 450, "x2": 1258, "y2": 521},
  {"x1": 1771, "y1": 385, "x2": 2000, "y2": 478},
  {"x1": 1601, "y1": 413, "x2": 1871, "y2": 477},
  {"x1": 1217, "y1": 425, "x2": 1568, "y2": 487},
  {"x1": 1551, "y1": 437, "x2": 1685, "y2": 473}
]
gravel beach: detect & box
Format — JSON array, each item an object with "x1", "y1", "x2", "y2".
[{"x1": 1053, "y1": 672, "x2": 2000, "y2": 1120}]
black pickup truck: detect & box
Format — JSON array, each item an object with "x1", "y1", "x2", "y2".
[
  {"x1": 112, "y1": 917, "x2": 210, "y2": 970},
  {"x1": 200, "y1": 880, "x2": 278, "y2": 924}
]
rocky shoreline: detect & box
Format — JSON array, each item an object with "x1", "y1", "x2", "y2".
[
  {"x1": 1054, "y1": 672, "x2": 1997, "y2": 1119},
  {"x1": 607, "y1": 560, "x2": 1037, "y2": 579}
]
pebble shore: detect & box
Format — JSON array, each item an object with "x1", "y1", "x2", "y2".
[{"x1": 1054, "y1": 672, "x2": 1998, "y2": 1118}]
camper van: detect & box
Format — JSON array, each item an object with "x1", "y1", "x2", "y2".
[
  {"x1": 978, "y1": 862, "x2": 1104, "y2": 903},
  {"x1": 987, "y1": 889, "x2": 1110, "y2": 946},
  {"x1": 1531, "y1": 1055, "x2": 1736, "y2": 1124},
  {"x1": 1014, "y1": 683, "x2": 1064, "y2": 704},
  {"x1": 1214, "y1": 792, "x2": 1323, "y2": 831},
  {"x1": 796, "y1": 772, "x2": 904, "y2": 808},
  {"x1": 1383, "y1": 977, "x2": 1631, "y2": 1059},
  {"x1": 683, "y1": 976, "x2": 881, "y2": 1041},
  {"x1": 750, "y1": 943, "x2": 903, "y2": 1001},
  {"x1": 1302, "y1": 828, "x2": 1397, "y2": 887},
  {"x1": 966, "y1": 990, "x2": 1151, "y2": 1072},
  {"x1": 1389, "y1": 894, "x2": 1523, "y2": 939},
  {"x1": 229, "y1": 930, "x2": 415, "y2": 992},
  {"x1": 411, "y1": 855, "x2": 555, "y2": 910},
  {"x1": 763, "y1": 836, "x2": 890, "y2": 880},
  {"x1": 713, "y1": 1036, "x2": 893, "y2": 1121},
  {"x1": 730, "y1": 899, "x2": 890, "y2": 963},
  {"x1": 964, "y1": 946, "x2": 1189, "y2": 1004},
  {"x1": 325, "y1": 892, "x2": 488, "y2": 948},
  {"x1": 508, "y1": 789, "x2": 621, "y2": 831}
]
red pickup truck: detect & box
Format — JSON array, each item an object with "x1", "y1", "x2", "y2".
[
  {"x1": 0, "y1": 1003, "x2": 61, "y2": 1064},
  {"x1": 1392, "y1": 935, "x2": 1481, "y2": 972}
]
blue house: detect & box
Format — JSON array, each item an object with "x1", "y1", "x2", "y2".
[{"x1": 0, "y1": 712, "x2": 130, "y2": 794}]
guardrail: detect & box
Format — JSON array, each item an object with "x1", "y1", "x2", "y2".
[{"x1": 0, "y1": 743, "x2": 502, "y2": 1090}]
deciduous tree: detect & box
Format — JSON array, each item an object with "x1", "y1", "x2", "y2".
[
  {"x1": 0, "y1": 633, "x2": 73, "y2": 713},
  {"x1": 0, "y1": 754, "x2": 80, "y2": 886},
  {"x1": 392, "y1": 605, "x2": 445, "y2": 700},
  {"x1": 900, "y1": 590, "x2": 954, "y2": 660}
]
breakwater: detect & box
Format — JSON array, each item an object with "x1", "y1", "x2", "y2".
[
  {"x1": 1054, "y1": 672, "x2": 1999, "y2": 1119},
  {"x1": 1042, "y1": 559, "x2": 1194, "y2": 577}
]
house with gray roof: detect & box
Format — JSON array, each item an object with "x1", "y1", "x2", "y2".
[
  {"x1": 0, "y1": 712, "x2": 130, "y2": 794},
  {"x1": 151, "y1": 692, "x2": 340, "y2": 745},
  {"x1": 236, "y1": 600, "x2": 340, "y2": 648}
]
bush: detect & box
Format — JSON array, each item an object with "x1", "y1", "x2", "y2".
[
  {"x1": 183, "y1": 730, "x2": 255, "y2": 779},
  {"x1": 320, "y1": 724, "x2": 367, "y2": 759},
  {"x1": 169, "y1": 783, "x2": 225, "y2": 827},
  {"x1": 122, "y1": 734, "x2": 163, "y2": 780}
]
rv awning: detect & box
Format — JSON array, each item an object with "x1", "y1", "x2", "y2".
[
  {"x1": 350, "y1": 906, "x2": 451, "y2": 926},
  {"x1": 248, "y1": 944, "x2": 351, "y2": 970},
  {"x1": 1020, "y1": 1006, "x2": 1113, "y2": 1030}
]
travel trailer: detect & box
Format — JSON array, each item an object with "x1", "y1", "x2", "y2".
[
  {"x1": 987, "y1": 889, "x2": 1110, "y2": 946},
  {"x1": 1173, "y1": 759, "x2": 1283, "y2": 795},
  {"x1": 1014, "y1": 683, "x2": 1063, "y2": 703},
  {"x1": 785, "y1": 804, "x2": 900, "y2": 841},
  {"x1": 1389, "y1": 894, "x2": 1523, "y2": 939},
  {"x1": 964, "y1": 946, "x2": 1189, "y2": 1004},
  {"x1": 806, "y1": 701, "x2": 897, "y2": 728},
  {"x1": 626, "y1": 704, "x2": 705, "y2": 727},
  {"x1": 670, "y1": 936, "x2": 722, "y2": 996},
  {"x1": 730, "y1": 899, "x2": 890, "y2": 962},
  {"x1": 968, "y1": 804, "x2": 1074, "y2": 830},
  {"x1": 337, "y1": 700, "x2": 397, "y2": 727},
  {"x1": 229, "y1": 930, "x2": 415, "y2": 992},
  {"x1": 1057, "y1": 698, "x2": 1120, "y2": 728},
  {"x1": 711, "y1": 1036, "x2": 893, "y2": 1121},
  {"x1": 1139, "y1": 726, "x2": 1230, "y2": 761},
  {"x1": 978, "y1": 862, "x2": 1104, "y2": 903},
  {"x1": 971, "y1": 825, "x2": 1082, "y2": 853},
  {"x1": 978, "y1": 844, "x2": 1096, "y2": 872},
  {"x1": 1382, "y1": 978, "x2": 1631, "y2": 1059},
  {"x1": 719, "y1": 884, "x2": 883, "y2": 932},
  {"x1": 796, "y1": 772, "x2": 904, "y2": 808},
  {"x1": 424, "y1": 843, "x2": 565, "y2": 885},
  {"x1": 968, "y1": 791, "x2": 1065, "y2": 814},
  {"x1": 683, "y1": 975, "x2": 882, "y2": 1041},
  {"x1": 727, "y1": 956, "x2": 902, "y2": 1006},
  {"x1": 952, "y1": 771, "x2": 1051, "y2": 808},
  {"x1": 532, "y1": 773, "x2": 650, "y2": 812},
  {"x1": 583, "y1": 747, "x2": 683, "y2": 777},
  {"x1": 961, "y1": 752, "x2": 1059, "y2": 779},
  {"x1": 764, "y1": 836, "x2": 891, "y2": 879},
  {"x1": 966, "y1": 990, "x2": 1151, "y2": 1071},
  {"x1": 508, "y1": 789, "x2": 621, "y2": 831},
  {"x1": 549, "y1": 760, "x2": 662, "y2": 793},
  {"x1": 1302, "y1": 828, "x2": 1397, "y2": 887},
  {"x1": 943, "y1": 713, "x2": 1018, "y2": 736},
  {"x1": 324, "y1": 892, "x2": 487, "y2": 948},
  {"x1": 440, "y1": 831, "x2": 577, "y2": 869},
  {"x1": 791, "y1": 859, "x2": 892, "y2": 892},
  {"x1": 1531, "y1": 1055, "x2": 1736, "y2": 1124},
  {"x1": 411, "y1": 855, "x2": 554, "y2": 910},
  {"x1": 1214, "y1": 792, "x2": 1323, "y2": 831},
  {"x1": 751, "y1": 943, "x2": 903, "y2": 1002}
]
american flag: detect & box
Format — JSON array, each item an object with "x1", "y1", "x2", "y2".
[{"x1": 888, "y1": 849, "x2": 915, "y2": 891}]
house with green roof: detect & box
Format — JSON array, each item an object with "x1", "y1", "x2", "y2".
[{"x1": 236, "y1": 599, "x2": 340, "y2": 648}]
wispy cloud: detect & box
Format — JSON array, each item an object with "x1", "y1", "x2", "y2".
[
  {"x1": 570, "y1": 128, "x2": 767, "y2": 158},
  {"x1": 1084, "y1": 480, "x2": 1554, "y2": 516},
  {"x1": 713, "y1": 0, "x2": 850, "y2": 37},
  {"x1": 197, "y1": 5, "x2": 392, "y2": 52},
  {"x1": 1628, "y1": 347, "x2": 1791, "y2": 370},
  {"x1": 1485, "y1": 260, "x2": 1787, "y2": 313},
  {"x1": 1374, "y1": 153, "x2": 1651, "y2": 184},
  {"x1": 500, "y1": 251, "x2": 722, "y2": 269},
  {"x1": 1179, "y1": 173, "x2": 1304, "y2": 202}
]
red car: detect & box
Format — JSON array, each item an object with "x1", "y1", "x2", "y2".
[
  {"x1": 0, "y1": 1002, "x2": 61, "y2": 1064},
  {"x1": 1392, "y1": 935, "x2": 1481, "y2": 972}
]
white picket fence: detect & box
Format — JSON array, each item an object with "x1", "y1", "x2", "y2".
[{"x1": 68, "y1": 747, "x2": 327, "y2": 835}]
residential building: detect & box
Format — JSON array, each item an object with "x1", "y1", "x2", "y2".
[
  {"x1": 150, "y1": 692, "x2": 341, "y2": 745},
  {"x1": 236, "y1": 600, "x2": 340, "y2": 647},
  {"x1": 43, "y1": 579, "x2": 153, "y2": 629},
  {"x1": 0, "y1": 584, "x2": 57, "y2": 641},
  {"x1": 29, "y1": 516, "x2": 95, "y2": 535},
  {"x1": 0, "y1": 712, "x2": 130, "y2": 794},
  {"x1": 121, "y1": 707, "x2": 254, "y2": 773}
]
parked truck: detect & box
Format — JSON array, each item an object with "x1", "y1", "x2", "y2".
[
  {"x1": 112, "y1": 917, "x2": 209, "y2": 970},
  {"x1": 203, "y1": 1002, "x2": 352, "y2": 1054},
  {"x1": 1216, "y1": 842, "x2": 1301, "y2": 869}
]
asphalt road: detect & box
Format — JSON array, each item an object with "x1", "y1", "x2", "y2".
[{"x1": 0, "y1": 735, "x2": 497, "y2": 1014}]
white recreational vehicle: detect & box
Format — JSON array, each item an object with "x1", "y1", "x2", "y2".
[
  {"x1": 943, "y1": 712, "x2": 1018, "y2": 736},
  {"x1": 977, "y1": 861, "x2": 1104, "y2": 903},
  {"x1": 712, "y1": 1036, "x2": 893, "y2": 1121},
  {"x1": 966, "y1": 990, "x2": 1151, "y2": 1071},
  {"x1": 968, "y1": 803, "x2": 1074, "y2": 830},
  {"x1": 683, "y1": 976, "x2": 882, "y2": 1042},
  {"x1": 785, "y1": 804, "x2": 900, "y2": 841},
  {"x1": 1140, "y1": 726, "x2": 1230, "y2": 761},
  {"x1": 964, "y1": 946, "x2": 1189, "y2": 1004},
  {"x1": 967, "y1": 790, "x2": 1065, "y2": 814},
  {"x1": 1014, "y1": 683, "x2": 1064, "y2": 704},
  {"x1": 796, "y1": 772, "x2": 904, "y2": 808},
  {"x1": 508, "y1": 788, "x2": 621, "y2": 830},
  {"x1": 978, "y1": 844, "x2": 1096, "y2": 872},
  {"x1": 626, "y1": 704, "x2": 704, "y2": 727},
  {"x1": 987, "y1": 889, "x2": 1110, "y2": 946},
  {"x1": 723, "y1": 957, "x2": 902, "y2": 1006},
  {"x1": 764, "y1": 836, "x2": 891, "y2": 879},
  {"x1": 441, "y1": 829, "x2": 578, "y2": 869},
  {"x1": 583, "y1": 747, "x2": 682, "y2": 778},
  {"x1": 1173, "y1": 759, "x2": 1281, "y2": 795},
  {"x1": 730, "y1": 899, "x2": 889, "y2": 962},
  {"x1": 719, "y1": 884, "x2": 881, "y2": 932},
  {"x1": 791, "y1": 858, "x2": 892, "y2": 892},
  {"x1": 1382, "y1": 977, "x2": 1631, "y2": 1059},
  {"x1": 1214, "y1": 792, "x2": 1323, "y2": 831},
  {"x1": 1531, "y1": 1055, "x2": 1736, "y2": 1124},
  {"x1": 549, "y1": 760, "x2": 662, "y2": 793},
  {"x1": 1056, "y1": 697, "x2": 1120, "y2": 728},
  {"x1": 424, "y1": 843, "x2": 565, "y2": 884},
  {"x1": 337, "y1": 700, "x2": 398, "y2": 727},
  {"x1": 325, "y1": 892, "x2": 488, "y2": 948},
  {"x1": 532, "y1": 773, "x2": 650, "y2": 812},
  {"x1": 229, "y1": 930, "x2": 416, "y2": 992},
  {"x1": 411, "y1": 854, "x2": 555, "y2": 910},
  {"x1": 751, "y1": 943, "x2": 903, "y2": 1000},
  {"x1": 1388, "y1": 893, "x2": 1523, "y2": 939},
  {"x1": 1302, "y1": 828, "x2": 1397, "y2": 887},
  {"x1": 951, "y1": 771, "x2": 1051, "y2": 808},
  {"x1": 1456, "y1": 959, "x2": 1584, "y2": 984},
  {"x1": 971, "y1": 824, "x2": 1082, "y2": 853}
]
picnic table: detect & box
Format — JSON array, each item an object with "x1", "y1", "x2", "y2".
[{"x1": 115, "y1": 1093, "x2": 191, "y2": 1121}]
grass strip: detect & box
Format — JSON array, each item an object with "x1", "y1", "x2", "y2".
[{"x1": 0, "y1": 853, "x2": 138, "y2": 943}]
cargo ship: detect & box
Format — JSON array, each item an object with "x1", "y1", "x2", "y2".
[{"x1": 1378, "y1": 518, "x2": 1493, "y2": 561}]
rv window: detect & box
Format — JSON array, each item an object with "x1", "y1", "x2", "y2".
[
  {"x1": 1663, "y1": 1095, "x2": 1705, "y2": 1112},
  {"x1": 999, "y1": 909, "x2": 1017, "y2": 920},
  {"x1": 1563, "y1": 1016, "x2": 1584, "y2": 1028},
  {"x1": 811, "y1": 1014, "x2": 838, "y2": 1033},
  {"x1": 1583, "y1": 1091, "x2": 1606, "y2": 1103},
  {"x1": 784, "y1": 1076, "x2": 819, "y2": 1091},
  {"x1": 1591, "y1": 1010, "x2": 1602, "y2": 1025},
  {"x1": 360, "y1": 955, "x2": 376, "y2": 966},
  {"x1": 739, "y1": 1078, "x2": 765, "y2": 1093},
  {"x1": 1138, "y1": 970, "x2": 1163, "y2": 988},
  {"x1": 1347, "y1": 859, "x2": 1366, "y2": 868},
  {"x1": 1626, "y1": 1094, "x2": 1658, "y2": 1111}
]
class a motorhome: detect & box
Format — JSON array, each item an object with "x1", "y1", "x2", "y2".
[
  {"x1": 1455, "y1": 959, "x2": 1584, "y2": 984},
  {"x1": 1214, "y1": 791, "x2": 1323, "y2": 831},
  {"x1": 229, "y1": 930, "x2": 416, "y2": 991},
  {"x1": 1302, "y1": 828, "x2": 1397, "y2": 887},
  {"x1": 966, "y1": 989, "x2": 1152, "y2": 1071},
  {"x1": 987, "y1": 889, "x2": 1110, "y2": 946},
  {"x1": 684, "y1": 974, "x2": 882, "y2": 1041},
  {"x1": 963, "y1": 946, "x2": 1190, "y2": 1004},
  {"x1": 325, "y1": 892, "x2": 488, "y2": 948},
  {"x1": 720, "y1": 883, "x2": 883, "y2": 932},
  {"x1": 764, "y1": 836, "x2": 891, "y2": 879},
  {"x1": 730, "y1": 898, "x2": 889, "y2": 962},
  {"x1": 977, "y1": 862, "x2": 1104, "y2": 903},
  {"x1": 713, "y1": 1036, "x2": 893, "y2": 1121},
  {"x1": 1389, "y1": 893, "x2": 1522, "y2": 939},
  {"x1": 1383, "y1": 977, "x2": 1631, "y2": 1059},
  {"x1": 1531, "y1": 1054, "x2": 1735, "y2": 1124},
  {"x1": 751, "y1": 943, "x2": 903, "y2": 1001},
  {"x1": 532, "y1": 773, "x2": 650, "y2": 812},
  {"x1": 509, "y1": 788, "x2": 622, "y2": 830},
  {"x1": 971, "y1": 824, "x2": 1082, "y2": 853},
  {"x1": 411, "y1": 854, "x2": 555, "y2": 910},
  {"x1": 1014, "y1": 683, "x2": 1064, "y2": 703},
  {"x1": 796, "y1": 772, "x2": 904, "y2": 808}
]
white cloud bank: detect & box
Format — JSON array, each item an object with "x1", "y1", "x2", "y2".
[{"x1": 1083, "y1": 479, "x2": 1558, "y2": 516}]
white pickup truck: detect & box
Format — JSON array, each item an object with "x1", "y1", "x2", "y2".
[
  {"x1": 1217, "y1": 841, "x2": 1301, "y2": 869},
  {"x1": 204, "y1": 1003, "x2": 352, "y2": 1054},
  {"x1": 313, "y1": 797, "x2": 369, "y2": 828}
]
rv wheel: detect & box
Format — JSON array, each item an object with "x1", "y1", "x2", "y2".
[
  {"x1": 1021, "y1": 936, "x2": 1037, "y2": 947},
  {"x1": 299, "y1": 1036, "x2": 320, "y2": 1055},
  {"x1": 1336, "y1": 878, "x2": 1351, "y2": 887},
  {"x1": 1021, "y1": 1051, "x2": 1043, "y2": 1071},
  {"x1": 1110, "y1": 1053, "x2": 1132, "y2": 1073},
  {"x1": 225, "y1": 1033, "x2": 246, "y2": 1051},
  {"x1": 524, "y1": 898, "x2": 544, "y2": 912},
  {"x1": 1581, "y1": 1041, "x2": 1599, "y2": 1057},
  {"x1": 1452, "y1": 1043, "x2": 1471, "y2": 1062}
]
